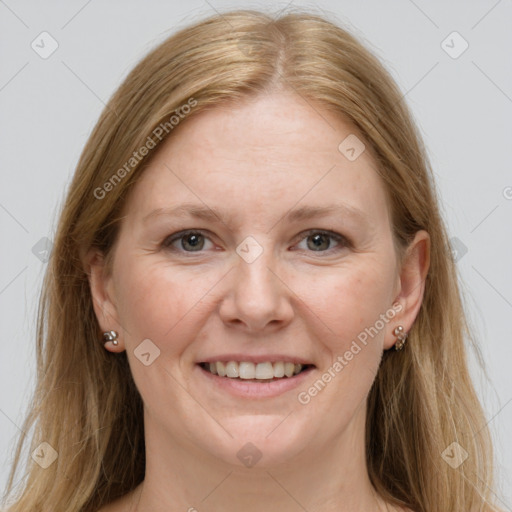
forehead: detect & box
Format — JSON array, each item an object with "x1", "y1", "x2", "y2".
[{"x1": 125, "y1": 92, "x2": 390, "y2": 229}]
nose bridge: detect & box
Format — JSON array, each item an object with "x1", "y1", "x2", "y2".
[
  {"x1": 219, "y1": 234, "x2": 293, "y2": 331},
  {"x1": 234, "y1": 236, "x2": 279, "y2": 304}
]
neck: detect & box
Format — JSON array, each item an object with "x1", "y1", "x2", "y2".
[{"x1": 131, "y1": 403, "x2": 391, "y2": 512}]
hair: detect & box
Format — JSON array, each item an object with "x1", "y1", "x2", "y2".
[{"x1": 1, "y1": 8, "x2": 504, "y2": 512}]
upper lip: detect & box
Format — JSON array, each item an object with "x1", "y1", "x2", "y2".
[{"x1": 197, "y1": 354, "x2": 315, "y2": 366}]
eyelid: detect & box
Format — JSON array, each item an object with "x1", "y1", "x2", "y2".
[
  {"x1": 162, "y1": 229, "x2": 217, "y2": 252},
  {"x1": 293, "y1": 228, "x2": 348, "y2": 244},
  {"x1": 291, "y1": 229, "x2": 350, "y2": 253},
  {"x1": 162, "y1": 228, "x2": 350, "y2": 254}
]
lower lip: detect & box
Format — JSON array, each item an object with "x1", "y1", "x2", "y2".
[{"x1": 195, "y1": 364, "x2": 315, "y2": 399}]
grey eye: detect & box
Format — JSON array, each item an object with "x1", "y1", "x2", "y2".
[
  {"x1": 164, "y1": 231, "x2": 214, "y2": 252},
  {"x1": 180, "y1": 233, "x2": 205, "y2": 251},
  {"x1": 306, "y1": 233, "x2": 332, "y2": 251}
]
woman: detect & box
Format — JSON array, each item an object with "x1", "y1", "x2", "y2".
[{"x1": 2, "y1": 9, "x2": 504, "y2": 512}]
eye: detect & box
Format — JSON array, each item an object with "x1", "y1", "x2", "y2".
[
  {"x1": 162, "y1": 230, "x2": 214, "y2": 253},
  {"x1": 162, "y1": 229, "x2": 349, "y2": 255},
  {"x1": 293, "y1": 230, "x2": 348, "y2": 254}
]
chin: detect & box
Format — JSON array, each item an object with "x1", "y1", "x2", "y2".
[{"x1": 201, "y1": 415, "x2": 312, "y2": 469}]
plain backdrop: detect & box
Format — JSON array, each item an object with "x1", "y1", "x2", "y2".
[{"x1": 1, "y1": 0, "x2": 511, "y2": 508}]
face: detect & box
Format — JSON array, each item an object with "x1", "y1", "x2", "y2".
[{"x1": 90, "y1": 92, "x2": 422, "y2": 469}]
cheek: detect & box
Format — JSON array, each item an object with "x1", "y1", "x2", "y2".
[
  {"x1": 292, "y1": 258, "x2": 396, "y2": 355},
  {"x1": 112, "y1": 256, "x2": 207, "y2": 355},
  {"x1": 292, "y1": 265, "x2": 394, "y2": 417}
]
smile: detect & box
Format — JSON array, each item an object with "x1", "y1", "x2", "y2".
[{"x1": 199, "y1": 361, "x2": 313, "y2": 382}]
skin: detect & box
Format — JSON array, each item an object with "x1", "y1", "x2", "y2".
[{"x1": 88, "y1": 91, "x2": 429, "y2": 512}]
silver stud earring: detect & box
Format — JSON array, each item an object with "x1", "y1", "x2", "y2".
[
  {"x1": 393, "y1": 325, "x2": 408, "y2": 351},
  {"x1": 103, "y1": 330, "x2": 119, "y2": 346}
]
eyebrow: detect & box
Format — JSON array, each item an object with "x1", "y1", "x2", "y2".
[{"x1": 142, "y1": 202, "x2": 370, "y2": 228}]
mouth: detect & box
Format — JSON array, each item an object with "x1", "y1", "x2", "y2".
[{"x1": 198, "y1": 361, "x2": 315, "y2": 383}]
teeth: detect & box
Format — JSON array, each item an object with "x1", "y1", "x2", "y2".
[
  {"x1": 273, "y1": 361, "x2": 285, "y2": 378},
  {"x1": 255, "y1": 362, "x2": 274, "y2": 379},
  {"x1": 203, "y1": 361, "x2": 305, "y2": 379},
  {"x1": 217, "y1": 361, "x2": 226, "y2": 377},
  {"x1": 225, "y1": 361, "x2": 239, "y2": 378},
  {"x1": 239, "y1": 362, "x2": 255, "y2": 379}
]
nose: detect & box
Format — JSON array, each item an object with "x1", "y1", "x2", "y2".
[{"x1": 218, "y1": 245, "x2": 294, "y2": 333}]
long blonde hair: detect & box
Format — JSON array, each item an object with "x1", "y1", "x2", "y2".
[{"x1": 2, "y1": 9, "x2": 503, "y2": 512}]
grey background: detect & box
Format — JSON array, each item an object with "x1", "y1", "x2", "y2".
[{"x1": 1, "y1": 0, "x2": 511, "y2": 508}]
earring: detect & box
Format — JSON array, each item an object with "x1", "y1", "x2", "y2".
[
  {"x1": 103, "y1": 330, "x2": 119, "y2": 346},
  {"x1": 393, "y1": 326, "x2": 408, "y2": 351}
]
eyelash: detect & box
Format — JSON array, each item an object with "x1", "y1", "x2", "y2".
[{"x1": 161, "y1": 229, "x2": 350, "y2": 256}]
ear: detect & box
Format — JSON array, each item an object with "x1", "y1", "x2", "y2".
[
  {"x1": 384, "y1": 230, "x2": 430, "y2": 350},
  {"x1": 84, "y1": 248, "x2": 125, "y2": 352}
]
